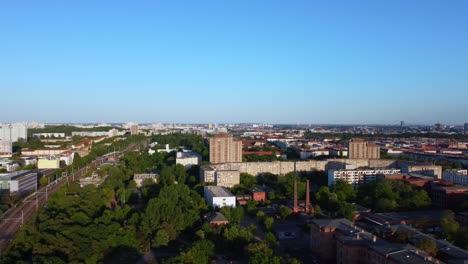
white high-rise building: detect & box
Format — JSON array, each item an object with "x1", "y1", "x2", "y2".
[{"x1": 0, "y1": 123, "x2": 28, "y2": 142}]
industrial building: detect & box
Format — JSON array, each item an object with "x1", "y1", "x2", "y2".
[
  {"x1": 203, "y1": 186, "x2": 236, "y2": 208},
  {"x1": 0, "y1": 170, "x2": 37, "y2": 195}
]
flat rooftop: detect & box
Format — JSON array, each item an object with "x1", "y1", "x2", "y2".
[
  {"x1": 0, "y1": 170, "x2": 36, "y2": 180},
  {"x1": 205, "y1": 186, "x2": 234, "y2": 197}
]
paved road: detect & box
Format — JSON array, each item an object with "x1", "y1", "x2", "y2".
[{"x1": 0, "y1": 142, "x2": 142, "y2": 255}]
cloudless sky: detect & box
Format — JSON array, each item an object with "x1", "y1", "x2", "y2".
[{"x1": 1, "y1": 0, "x2": 467, "y2": 124}]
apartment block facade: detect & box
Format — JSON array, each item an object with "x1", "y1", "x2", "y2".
[
  {"x1": 209, "y1": 134, "x2": 242, "y2": 163},
  {"x1": 349, "y1": 138, "x2": 380, "y2": 159}
]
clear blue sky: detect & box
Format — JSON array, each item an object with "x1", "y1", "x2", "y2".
[{"x1": 1, "y1": 0, "x2": 467, "y2": 125}]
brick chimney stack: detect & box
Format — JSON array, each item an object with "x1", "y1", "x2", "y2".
[
  {"x1": 293, "y1": 180, "x2": 298, "y2": 213},
  {"x1": 306, "y1": 180, "x2": 310, "y2": 213}
]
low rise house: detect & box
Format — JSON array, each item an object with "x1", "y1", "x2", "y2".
[{"x1": 207, "y1": 212, "x2": 229, "y2": 227}]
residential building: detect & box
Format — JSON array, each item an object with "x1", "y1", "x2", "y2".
[
  {"x1": 0, "y1": 123, "x2": 27, "y2": 142},
  {"x1": 130, "y1": 124, "x2": 139, "y2": 135},
  {"x1": 0, "y1": 170, "x2": 37, "y2": 195},
  {"x1": 0, "y1": 140, "x2": 12, "y2": 154},
  {"x1": 37, "y1": 157, "x2": 61, "y2": 169},
  {"x1": 442, "y1": 169, "x2": 468, "y2": 185},
  {"x1": 209, "y1": 134, "x2": 242, "y2": 163},
  {"x1": 71, "y1": 131, "x2": 109, "y2": 137},
  {"x1": 133, "y1": 173, "x2": 158, "y2": 187},
  {"x1": 465, "y1": 123, "x2": 468, "y2": 135},
  {"x1": 215, "y1": 170, "x2": 240, "y2": 188},
  {"x1": 203, "y1": 186, "x2": 236, "y2": 208},
  {"x1": 21, "y1": 148, "x2": 68, "y2": 156},
  {"x1": 199, "y1": 166, "x2": 240, "y2": 187},
  {"x1": 32, "y1": 133, "x2": 65, "y2": 138},
  {"x1": 328, "y1": 168, "x2": 401, "y2": 186},
  {"x1": 348, "y1": 138, "x2": 380, "y2": 159},
  {"x1": 176, "y1": 151, "x2": 201, "y2": 169}
]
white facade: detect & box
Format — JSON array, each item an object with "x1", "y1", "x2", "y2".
[
  {"x1": 0, "y1": 170, "x2": 37, "y2": 194},
  {"x1": 0, "y1": 124, "x2": 28, "y2": 142},
  {"x1": 176, "y1": 151, "x2": 201, "y2": 169},
  {"x1": 59, "y1": 152, "x2": 75, "y2": 165},
  {"x1": 71, "y1": 131, "x2": 109, "y2": 137},
  {"x1": 37, "y1": 158, "x2": 60, "y2": 169},
  {"x1": 204, "y1": 186, "x2": 236, "y2": 208},
  {"x1": 442, "y1": 169, "x2": 468, "y2": 185},
  {"x1": 328, "y1": 168, "x2": 401, "y2": 186},
  {"x1": 32, "y1": 133, "x2": 66, "y2": 138}
]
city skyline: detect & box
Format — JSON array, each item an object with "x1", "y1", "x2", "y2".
[{"x1": 1, "y1": 1, "x2": 468, "y2": 124}]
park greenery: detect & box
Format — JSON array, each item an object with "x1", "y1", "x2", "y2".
[
  {"x1": 2, "y1": 132, "x2": 466, "y2": 262},
  {"x1": 151, "y1": 133, "x2": 209, "y2": 160},
  {"x1": 2, "y1": 134, "x2": 305, "y2": 263},
  {"x1": 357, "y1": 179, "x2": 432, "y2": 212}
]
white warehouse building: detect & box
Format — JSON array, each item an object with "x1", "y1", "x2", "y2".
[
  {"x1": 204, "y1": 186, "x2": 236, "y2": 209},
  {"x1": 0, "y1": 170, "x2": 37, "y2": 195}
]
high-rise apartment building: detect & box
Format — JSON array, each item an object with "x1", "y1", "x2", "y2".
[
  {"x1": 0, "y1": 123, "x2": 28, "y2": 142},
  {"x1": 209, "y1": 134, "x2": 242, "y2": 163},
  {"x1": 130, "y1": 124, "x2": 139, "y2": 135},
  {"x1": 348, "y1": 138, "x2": 380, "y2": 159},
  {"x1": 0, "y1": 140, "x2": 12, "y2": 154}
]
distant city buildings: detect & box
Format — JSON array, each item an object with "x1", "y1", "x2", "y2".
[
  {"x1": 465, "y1": 123, "x2": 468, "y2": 134},
  {"x1": 71, "y1": 131, "x2": 109, "y2": 137},
  {"x1": 203, "y1": 186, "x2": 236, "y2": 208},
  {"x1": 0, "y1": 170, "x2": 37, "y2": 194},
  {"x1": 130, "y1": 124, "x2": 139, "y2": 135},
  {"x1": 32, "y1": 133, "x2": 65, "y2": 138},
  {"x1": 0, "y1": 123, "x2": 27, "y2": 142},
  {"x1": 209, "y1": 134, "x2": 242, "y2": 163}
]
